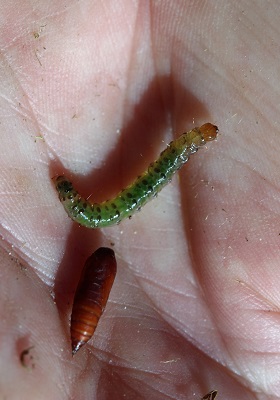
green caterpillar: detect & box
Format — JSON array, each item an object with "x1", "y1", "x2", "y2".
[{"x1": 54, "y1": 123, "x2": 218, "y2": 228}]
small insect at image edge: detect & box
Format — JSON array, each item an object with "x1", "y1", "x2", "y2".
[{"x1": 201, "y1": 389, "x2": 218, "y2": 399}]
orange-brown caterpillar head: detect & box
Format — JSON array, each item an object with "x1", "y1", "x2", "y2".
[{"x1": 200, "y1": 123, "x2": 219, "y2": 142}]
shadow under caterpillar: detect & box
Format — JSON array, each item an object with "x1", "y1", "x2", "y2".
[{"x1": 54, "y1": 123, "x2": 218, "y2": 228}]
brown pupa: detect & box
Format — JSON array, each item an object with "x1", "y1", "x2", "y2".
[{"x1": 70, "y1": 247, "x2": 117, "y2": 355}]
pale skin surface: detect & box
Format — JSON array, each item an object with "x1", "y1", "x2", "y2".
[{"x1": 0, "y1": 1, "x2": 279, "y2": 399}]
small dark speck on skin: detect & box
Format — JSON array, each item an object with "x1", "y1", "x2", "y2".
[{"x1": 20, "y1": 346, "x2": 35, "y2": 369}]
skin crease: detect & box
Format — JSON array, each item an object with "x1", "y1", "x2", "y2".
[{"x1": 0, "y1": 1, "x2": 279, "y2": 399}]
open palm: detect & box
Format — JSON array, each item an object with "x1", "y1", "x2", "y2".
[{"x1": 1, "y1": 2, "x2": 279, "y2": 399}]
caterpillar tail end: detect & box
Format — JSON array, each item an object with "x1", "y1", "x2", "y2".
[
  {"x1": 200, "y1": 123, "x2": 219, "y2": 142},
  {"x1": 52, "y1": 175, "x2": 74, "y2": 201}
]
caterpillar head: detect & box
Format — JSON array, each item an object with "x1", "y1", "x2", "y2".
[{"x1": 200, "y1": 123, "x2": 218, "y2": 142}]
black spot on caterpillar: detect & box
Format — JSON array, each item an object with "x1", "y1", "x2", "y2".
[{"x1": 54, "y1": 123, "x2": 218, "y2": 228}]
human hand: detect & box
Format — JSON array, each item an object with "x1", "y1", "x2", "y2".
[{"x1": 0, "y1": 1, "x2": 278, "y2": 399}]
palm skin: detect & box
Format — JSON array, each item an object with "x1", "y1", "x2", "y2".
[{"x1": 0, "y1": 1, "x2": 279, "y2": 399}]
